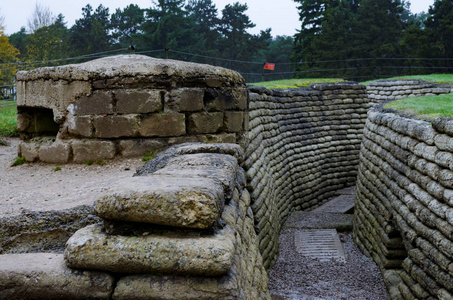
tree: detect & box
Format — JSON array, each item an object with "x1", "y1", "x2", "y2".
[
  {"x1": 26, "y1": 14, "x2": 69, "y2": 65},
  {"x1": 424, "y1": 0, "x2": 453, "y2": 69},
  {"x1": 219, "y1": 2, "x2": 256, "y2": 61},
  {"x1": 141, "y1": 0, "x2": 192, "y2": 53},
  {"x1": 185, "y1": 0, "x2": 221, "y2": 57},
  {"x1": 9, "y1": 27, "x2": 28, "y2": 61},
  {"x1": 69, "y1": 4, "x2": 112, "y2": 56},
  {"x1": 0, "y1": 26, "x2": 20, "y2": 87},
  {"x1": 27, "y1": 2, "x2": 56, "y2": 33},
  {"x1": 110, "y1": 4, "x2": 145, "y2": 49},
  {"x1": 293, "y1": 0, "x2": 408, "y2": 79},
  {"x1": 0, "y1": 8, "x2": 5, "y2": 28},
  {"x1": 352, "y1": 0, "x2": 405, "y2": 59}
]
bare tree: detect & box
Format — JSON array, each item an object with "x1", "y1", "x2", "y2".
[
  {"x1": 27, "y1": 2, "x2": 56, "y2": 33},
  {"x1": 0, "y1": 8, "x2": 5, "y2": 29}
]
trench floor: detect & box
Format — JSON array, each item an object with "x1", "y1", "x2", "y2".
[{"x1": 268, "y1": 187, "x2": 389, "y2": 300}]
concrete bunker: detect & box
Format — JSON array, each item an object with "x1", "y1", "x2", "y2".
[{"x1": 15, "y1": 54, "x2": 248, "y2": 164}]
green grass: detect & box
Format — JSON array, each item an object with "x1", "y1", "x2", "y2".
[
  {"x1": 362, "y1": 74, "x2": 453, "y2": 85},
  {"x1": 0, "y1": 101, "x2": 18, "y2": 137},
  {"x1": 10, "y1": 156, "x2": 25, "y2": 167},
  {"x1": 142, "y1": 150, "x2": 158, "y2": 163},
  {"x1": 250, "y1": 78, "x2": 346, "y2": 89},
  {"x1": 384, "y1": 93, "x2": 453, "y2": 120}
]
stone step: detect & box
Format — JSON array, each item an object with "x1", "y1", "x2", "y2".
[
  {"x1": 0, "y1": 253, "x2": 114, "y2": 299},
  {"x1": 311, "y1": 194, "x2": 355, "y2": 214},
  {"x1": 65, "y1": 224, "x2": 236, "y2": 276},
  {"x1": 283, "y1": 212, "x2": 353, "y2": 232}
]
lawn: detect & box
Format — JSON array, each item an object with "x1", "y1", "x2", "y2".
[
  {"x1": 384, "y1": 93, "x2": 453, "y2": 120},
  {"x1": 0, "y1": 101, "x2": 18, "y2": 137},
  {"x1": 249, "y1": 78, "x2": 345, "y2": 89}
]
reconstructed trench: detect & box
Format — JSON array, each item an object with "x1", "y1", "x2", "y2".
[{"x1": 1, "y1": 55, "x2": 453, "y2": 299}]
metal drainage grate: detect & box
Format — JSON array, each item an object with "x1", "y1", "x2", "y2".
[{"x1": 294, "y1": 229, "x2": 346, "y2": 262}]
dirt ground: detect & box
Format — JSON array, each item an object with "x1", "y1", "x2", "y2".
[{"x1": 0, "y1": 137, "x2": 144, "y2": 218}]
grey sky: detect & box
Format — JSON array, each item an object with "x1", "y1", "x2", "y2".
[{"x1": 1, "y1": 0, "x2": 435, "y2": 37}]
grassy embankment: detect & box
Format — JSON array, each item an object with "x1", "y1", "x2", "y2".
[
  {"x1": 249, "y1": 78, "x2": 345, "y2": 89},
  {"x1": 252, "y1": 74, "x2": 453, "y2": 120},
  {"x1": 372, "y1": 74, "x2": 453, "y2": 120},
  {"x1": 0, "y1": 101, "x2": 18, "y2": 139},
  {"x1": 384, "y1": 94, "x2": 453, "y2": 120}
]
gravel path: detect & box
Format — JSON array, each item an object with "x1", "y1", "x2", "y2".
[
  {"x1": 0, "y1": 137, "x2": 144, "y2": 218},
  {"x1": 268, "y1": 190, "x2": 389, "y2": 300}
]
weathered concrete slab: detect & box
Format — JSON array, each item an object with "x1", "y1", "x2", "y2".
[
  {"x1": 283, "y1": 212, "x2": 353, "y2": 232},
  {"x1": 0, "y1": 205, "x2": 100, "y2": 254},
  {"x1": 65, "y1": 224, "x2": 236, "y2": 276},
  {"x1": 94, "y1": 175, "x2": 224, "y2": 229},
  {"x1": 112, "y1": 274, "x2": 238, "y2": 300},
  {"x1": 0, "y1": 253, "x2": 114, "y2": 299},
  {"x1": 311, "y1": 194, "x2": 355, "y2": 214},
  {"x1": 152, "y1": 153, "x2": 239, "y2": 198}
]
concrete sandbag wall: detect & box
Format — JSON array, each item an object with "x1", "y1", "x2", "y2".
[
  {"x1": 246, "y1": 83, "x2": 371, "y2": 267},
  {"x1": 354, "y1": 108, "x2": 453, "y2": 299},
  {"x1": 367, "y1": 79, "x2": 453, "y2": 106}
]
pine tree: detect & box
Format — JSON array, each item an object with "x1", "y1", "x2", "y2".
[
  {"x1": 141, "y1": 0, "x2": 192, "y2": 55},
  {"x1": 425, "y1": 0, "x2": 453, "y2": 70},
  {"x1": 185, "y1": 0, "x2": 221, "y2": 58},
  {"x1": 68, "y1": 4, "x2": 112, "y2": 56},
  {"x1": 110, "y1": 5, "x2": 145, "y2": 49}
]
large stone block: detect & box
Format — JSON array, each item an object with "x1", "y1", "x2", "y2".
[
  {"x1": 139, "y1": 113, "x2": 186, "y2": 137},
  {"x1": 188, "y1": 112, "x2": 223, "y2": 134},
  {"x1": 71, "y1": 90, "x2": 114, "y2": 115},
  {"x1": 204, "y1": 89, "x2": 236, "y2": 111},
  {"x1": 0, "y1": 253, "x2": 114, "y2": 300},
  {"x1": 118, "y1": 139, "x2": 165, "y2": 157},
  {"x1": 66, "y1": 114, "x2": 92, "y2": 137},
  {"x1": 115, "y1": 89, "x2": 163, "y2": 114},
  {"x1": 38, "y1": 141, "x2": 71, "y2": 163},
  {"x1": 65, "y1": 224, "x2": 236, "y2": 276},
  {"x1": 224, "y1": 111, "x2": 244, "y2": 132},
  {"x1": 72, "y1": 140, "x2": 116, "y2": 163},
  {"x1": 168, "y1": 88, "x2": 204, "y2": 112},
  {"x1": 93, "y1": 115, "x2": 139, "y2": 138},
  {"x1": 94, "y1": 175, "x2": 224, "y2": 229},
  {"x1": 113, "y1": 274, "x2": 238, "y2": 300},
  {"x1": 18, "y1": 141, "x2": 39, "y2": 162}
]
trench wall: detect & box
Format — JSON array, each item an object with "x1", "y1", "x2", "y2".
[
  {"x1": 245, "y1": 83, "x2": 370, "y2": 267},
  {"x1": 354, "y1": 108, "x2": 453, "y2": 299},
  {"x1": 367, "y1": 79, "x2": 453, "y2": 106}
]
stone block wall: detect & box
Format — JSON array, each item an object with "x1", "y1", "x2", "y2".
[
  {"x1": 354, "y1": 108, "x2": 453, "y2": 299},
  {"x1": 1, "y1": 143, "x2": 270, "y2": 299},
  {"x1": 366, "y1": 79, "x2": 453, "y2": 106},
  {"x1": 245, "y1": 83, "x2": 371, "y2": 268},
  {"x1": 16, "y1": 55, "x2": 248, "y2": 163}
]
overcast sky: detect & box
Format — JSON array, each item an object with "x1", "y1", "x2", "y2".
[{"x1": 1, "y1": 0, "x2": 435, "y2": 37}]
